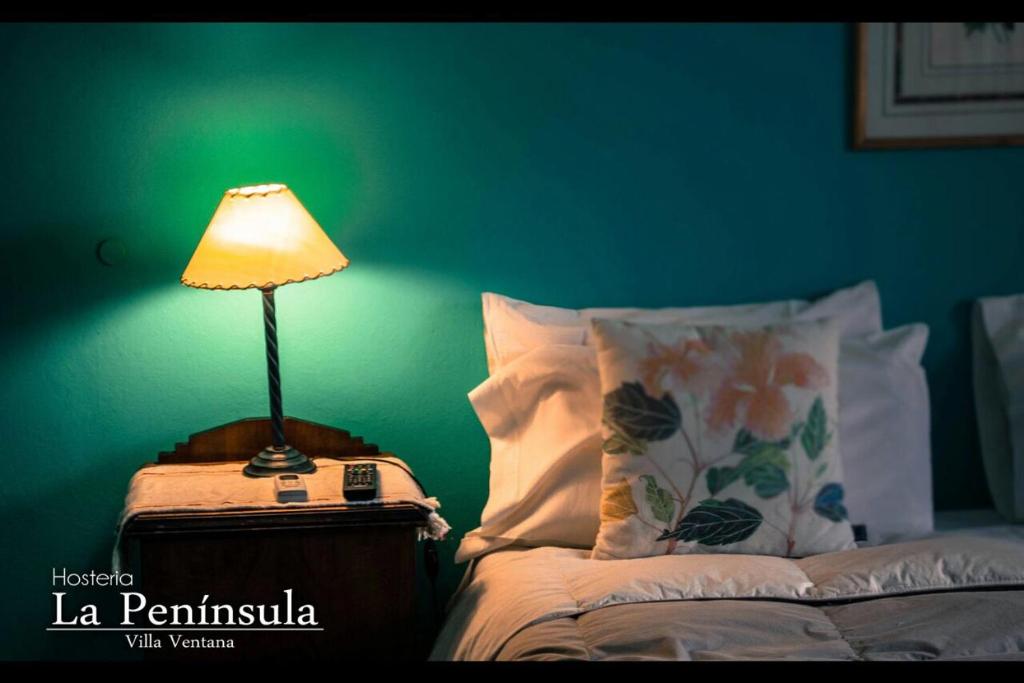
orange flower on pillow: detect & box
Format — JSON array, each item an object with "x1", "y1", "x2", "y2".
[
  {"x1": 707, "y1": 330, "x2": 828, "y2": 440},
  {"x1": 639, "y1": 338, "x2": 713, "y2": 395}
]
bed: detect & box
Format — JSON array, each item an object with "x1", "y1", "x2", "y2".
[
  {"x1": 437, "y1": 284, "x2": 1024, "y2": 661},
  {"x1": 432, "y1": 526, "x2": 1024, "y2": 661}
]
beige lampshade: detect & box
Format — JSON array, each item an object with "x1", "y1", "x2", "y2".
[{"x1": 181, "y1": 183, "x2": 349, "y2": 290}]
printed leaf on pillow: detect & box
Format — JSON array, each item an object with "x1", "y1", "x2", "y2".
[
  {"x1": 733, "y1": 428, "x2": 793, "y2": 457},
  {"x1": 640, "y1": 474, "x2": 675, "y2": 525},
  {"x1": 657, "y1": 498, "x2": 763, "y2": 546},
  {"x1": 813, "y1": 483, "x2": 848, "y2": 522},
  {"x1": 801, "y1": 397, "x2": 830, "y2": 461},
  {"x1": 602, "y1": 418, "x2": 647, "y2": 455},
  {"x1": 744, "y1": 462, "x2": 789, "y2": 498},
  {"x1": 739, "y1": 446, "x2": 790, "y2": 498},
  {"x1": 708, "y1": 447, "x2": 789, "y2": 498},
  {"x1": 741, "y1": 445, "x2": 790, "y2": 472},
  {"x1": 601, "y1": 478, "x2": 639, "y2": 523},
  {"x1": 707, "y1": 466, "x2": 740, "y2": 496},
  {"x1": 603, "y1": 381, "x2": 681, "y2": 443}
]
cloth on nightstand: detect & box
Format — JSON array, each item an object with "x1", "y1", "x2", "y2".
[{"x1": 112, "y1": 455, "x2": 450, "y2": 571}]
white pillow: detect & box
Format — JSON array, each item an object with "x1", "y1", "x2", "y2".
[
  {"x1": 483, "y1": 280, "x2": 883, "y2": 374},
  {"x1": 458, "y1": 345, "x2": 603, "y2": 563},
  {"x1": 458, "y1": 282, "x2": 917, "y2": 562},
  {"x1": 972, "y1": 295, "x2": 1024, "y2": 522},
  {"x1": 840, "y1": 324, "x2": 933, "y2": 542}
]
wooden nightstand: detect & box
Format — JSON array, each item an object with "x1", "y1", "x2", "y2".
[{"x1": 119, "y1": 418, "x2": 431, "y2": 662}]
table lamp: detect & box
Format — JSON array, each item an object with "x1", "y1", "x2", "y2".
[{"x1": 181, "y1": 183, "x2": 349, "y2": 477}]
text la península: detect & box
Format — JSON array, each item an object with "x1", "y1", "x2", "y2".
[{"x1": 52, "y1": 589, "x2": 317, "y2": 626}]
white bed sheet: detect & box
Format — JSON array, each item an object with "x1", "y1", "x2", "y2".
[{"x1": 432, "y1": 526, "x2": 1024, "y2": 660}]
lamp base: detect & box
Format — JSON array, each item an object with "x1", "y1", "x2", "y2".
[{"x1": 243, "y1": 445, "x2": 317, "y2": 478}]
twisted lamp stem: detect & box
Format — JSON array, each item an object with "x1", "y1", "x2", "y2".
[
  {"x1": 243, "y1": 286, "x2": 314, "y2": 476},
  {"x1": 262, "y1": 287, "x2": 286, "y2": 448}
]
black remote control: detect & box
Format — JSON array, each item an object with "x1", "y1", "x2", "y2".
[{"x1": 343, "y1": 463, "x2": 378, "y2": 501}]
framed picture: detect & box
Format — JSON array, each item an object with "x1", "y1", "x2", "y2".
[{"x1": 855, "y1": 22, "x2": 1024, "y2": 148}]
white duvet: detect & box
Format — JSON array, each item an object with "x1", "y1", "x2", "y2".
[{"x1": 432, "y1": 527, "x2": 1024, "y2": 661}]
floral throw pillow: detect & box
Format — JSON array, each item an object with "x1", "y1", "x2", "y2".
[{"x1": 590, "y1": 318, "x2": 855, "y2": 559}]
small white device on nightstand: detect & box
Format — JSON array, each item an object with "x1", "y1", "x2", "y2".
[{"x1": 274, "y1": 473, "x2": 309, "y2": 503}]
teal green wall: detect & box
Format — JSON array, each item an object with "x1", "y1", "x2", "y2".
[{"x1": 1, "y1": 23, "x2": 1023, "y2": 659}]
